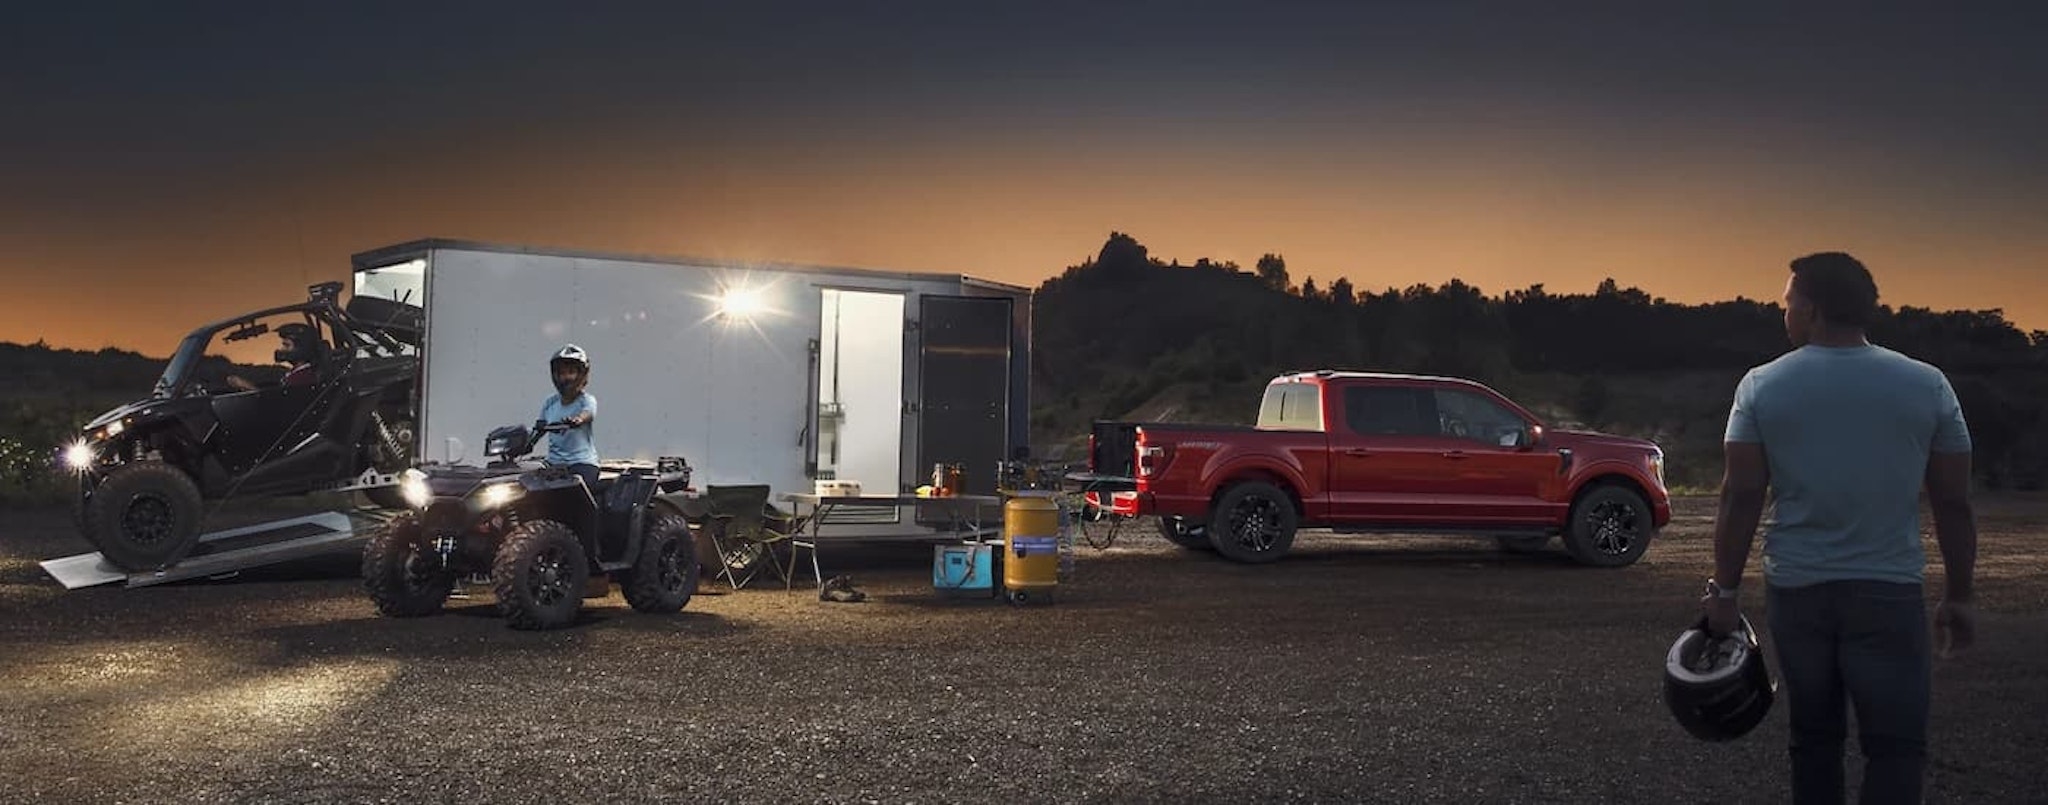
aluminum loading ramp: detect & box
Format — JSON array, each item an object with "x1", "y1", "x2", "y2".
[{"x1": 41, "y1": 509, "x2": 397, "y2": 590}]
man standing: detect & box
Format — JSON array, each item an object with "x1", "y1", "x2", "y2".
[{"x1": 1703, "y1": 251, "x2": 1978, "y2": 804}]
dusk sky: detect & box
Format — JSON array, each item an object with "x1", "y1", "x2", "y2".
[{"x1": 5, "y1": 2, "x2": 2046, "y2": 353}]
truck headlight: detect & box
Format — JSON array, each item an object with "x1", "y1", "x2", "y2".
[
  {"x1": 400, "y1": 472, "x2": 432, "y2": 508},
  {"x1": 63, "y1": 441, "x2": 95, "y2": 470},
  {"x1": 476, "y1": 482, "x2": 522, "y2": 509},
  {"x1": 1649, "y1": 452, "x2": 1666, "y2": 488}
]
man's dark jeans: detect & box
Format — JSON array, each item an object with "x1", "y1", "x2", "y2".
[{"x1": 1766, "y1": 579, "x2": 1932, "y2": 805}]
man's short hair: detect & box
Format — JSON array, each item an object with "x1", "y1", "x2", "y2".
[{"x1": 1789, "y1": 251, "x2": 1880, "y2": 328}]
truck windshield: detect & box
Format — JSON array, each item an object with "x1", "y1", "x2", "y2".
[{"x1": 1255, "y1": 382, "x2": 1324, "y2": 431}]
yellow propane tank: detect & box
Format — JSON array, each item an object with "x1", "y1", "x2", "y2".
[{"x1": 1003, "y1": 491, "x2": 1061, "y2": 604}]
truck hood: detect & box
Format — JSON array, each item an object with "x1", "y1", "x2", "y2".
[{"x1": 1546, "y1": 428, "x2": 1659, "y2": 453}]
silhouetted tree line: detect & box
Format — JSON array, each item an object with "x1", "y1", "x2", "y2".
[{"x1": 1031, "y1": 233, "x2": 2048, "y2": 490}]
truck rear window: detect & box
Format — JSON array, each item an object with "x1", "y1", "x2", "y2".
[{"x1": 1256, "y1": 382, "x2": 1323, "y2": 431}]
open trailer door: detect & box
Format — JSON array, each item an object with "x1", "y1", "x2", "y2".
[{"x1": 917, "y1": 295, "x2": 1012, "y2": 497}]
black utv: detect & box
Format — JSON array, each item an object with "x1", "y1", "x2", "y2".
[
  {"x1": 64, "y1": 281, "x2": 421, "y2": 572},
  {"x1": 362, "y1": 420, "x2": 700, "y2": 630}
]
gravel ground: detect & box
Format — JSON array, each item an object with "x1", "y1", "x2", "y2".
[{"x1": 2, "y1": 495, "x2": 2044, "y2": 804}]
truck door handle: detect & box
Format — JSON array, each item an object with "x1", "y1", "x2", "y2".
[
  {"x1": 1344, "y1": 448, "x2": 1372, "y2": 457},
  {"x1": 1442, "y1": 450, "x2": 1468, "y2": 459}
]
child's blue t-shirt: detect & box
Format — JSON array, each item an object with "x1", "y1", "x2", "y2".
[{"x1": 540, "y1": 392, "x2": 598, "y2": 466}]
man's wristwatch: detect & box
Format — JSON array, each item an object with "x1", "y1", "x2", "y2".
[{"x1": 1708, "y1": 578, "x2": 1740, "y2": 599}]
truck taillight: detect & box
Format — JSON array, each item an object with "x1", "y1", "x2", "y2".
[
  {"x1": 1136, "y1": 429, "x2": 1172, "y2": 480},
  {"x1": 1088, "y1": 433, "x2": 1097, "y2": 471}
]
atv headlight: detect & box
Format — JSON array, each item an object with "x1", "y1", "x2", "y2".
[
  {"x1": 476, "y1": 481, "x2": 522, "y2": 509},
  {"x1": 399, "y1": 471, "x2": 432, "y2": 509}
]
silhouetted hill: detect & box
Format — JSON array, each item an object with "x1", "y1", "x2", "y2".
[{"x1": 1027, "y1": 233, "x2": 2048, "y2": 490}]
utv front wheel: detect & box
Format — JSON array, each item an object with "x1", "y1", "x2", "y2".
[
  {"x1": 363, "y1": 512, "x2": 455, "y2": 617},
  {"x1": 83, "y1": 461, "x2": 204, "y2": 572},
  {"x1": 492, "y1": 520, "x2": 590, "y2": 630},
  {"x1": 1207, "y1": 482, "x2": 1298, "y2": 563},
  {"x1": 622, "y1": 514, "x2": 698, "y2": 614},
  {"x1": 1564, "y1": 485, "x2": 1653, "y2": 567}
]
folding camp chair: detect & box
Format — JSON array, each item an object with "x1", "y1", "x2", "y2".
[{"x1": 701, "y1": 484, "x2": 815, "y2": 590}]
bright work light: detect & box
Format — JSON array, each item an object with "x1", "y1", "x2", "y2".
[{"x1": 716, "y1": 286, "x2": 766, "y2": 320}]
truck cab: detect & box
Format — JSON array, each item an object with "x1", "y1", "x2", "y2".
[{"x1": 1082, "y1": 370, "x2": 1671, "y2": 567}]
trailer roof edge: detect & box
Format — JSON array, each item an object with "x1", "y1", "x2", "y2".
[{"x1": 350, "y1": 238, "x2": 1033, "y2": 295}]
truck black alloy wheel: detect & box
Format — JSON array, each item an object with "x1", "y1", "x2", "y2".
[
  {"x1": 363, "y1": 512, "x2": 456, "y2": 617},
  {"x1": 492, "y1": 520, "x2": 590, "y2": 630},
  {"x1": 1564, "y1": 485, "x2": 1653, "y2": 567},
  {"x1": 1207, "y1": 481, "x2": 1297, "y2": 563},
  {"x1": 84, "y1": 461, "x2": 204, "y2": 571},
  {"x1": 1156, "y1": 516, "x2": 1212, "y2": 550},
  {"x1": 622, "y1": 514, "x2": 698, "y2": 613}
]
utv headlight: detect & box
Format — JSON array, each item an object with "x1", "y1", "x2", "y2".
[
  {"x1": 399, "y1": 471, "x2": 432, "y2": 509},
  {"x1": 476, "y1": 482, "x2": 522, "y2": 509},
  {"x1": 63, "y1": 441, "x2": 96, "y2": 470}
]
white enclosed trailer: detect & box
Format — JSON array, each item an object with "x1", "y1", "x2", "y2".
[{"x1": 349, "y1": 239, "x2": 1032, "y2": 536}]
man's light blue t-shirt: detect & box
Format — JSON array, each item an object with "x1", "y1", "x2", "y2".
[
  {"x1": 540, "y1": 392, "x2": 598, "y2": 466},
  {"x1": 1725, "y1": 344, "x2": 1972, "y2": 588}
]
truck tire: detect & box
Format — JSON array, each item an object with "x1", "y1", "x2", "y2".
[
  {"x1": 1206, "y1": 481, "x2": 1298, "y2": 563},
  {"x1": 1564, "y1": 484, "x2": 1653, "y2": 567},
  {"x1": 621, "y1": 513, "x2": 698, "y2": 613},
  {"x1": 83, "y1": 461, "x2": 205, "y2": 572},
  {"x1": 1155, "y1": 516, "x2": 1212, "y2": 550},
  {"x1": 362, "y1": 511, "x2": 455, "y2": 617},
  {"x1": 492, "y1": 520, "x2": 590, "y2": 630}
]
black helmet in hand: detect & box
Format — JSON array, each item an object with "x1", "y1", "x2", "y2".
[{"x1": 1663, "y1": 614, "x2": 1777, "y2": 741}]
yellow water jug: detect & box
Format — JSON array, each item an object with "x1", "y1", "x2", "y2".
[{"x1": 1002, "y1": 492, "x2": 1061, "y2": 604}]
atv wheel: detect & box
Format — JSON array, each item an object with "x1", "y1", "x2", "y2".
[
  {"x1": 83, "y1": 461, "x2": 204, "y2": 572},
  {"x1": 1207, "y1": 481, "x2": 1298, "y2": 563},
  {"x1": 1156, "y1": 516, "x2": 1212, "y2": 550},
  {"x1": 362, "y1": 512, "x2": 455, "y2": 617},
  {"x1": 622, "y1": 514, "x2": 698, "y2": 613},
  {"x1": 492, "y1": 520, "x2": 590, "y2": 630},
  {"x1": 1564, "y1": 484, "x2": 1654, "y2": 567}
]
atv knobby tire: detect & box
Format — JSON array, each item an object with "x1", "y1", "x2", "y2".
[
  {"x1": 622, "y1": 513, "x2": 698, "y2": 613},
  {"x1": 492, "y1": 520, "x2": 590, "y2": 630},
  {"x1": 83, "y1": 461, "x2": 204, "y2": 572},
  {"x1": 362, "y1": 511, "x2": 455, "y2": 617}
]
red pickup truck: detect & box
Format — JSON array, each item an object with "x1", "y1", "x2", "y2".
[{"x1": 1075, "y1": 370, "x2": 1671, "y2": 567}]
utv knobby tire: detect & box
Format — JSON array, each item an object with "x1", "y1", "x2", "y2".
[
  {"x1": 362, "y1": 511, "x2": 455, "y2": 617},
  {"x1": 1206, "y1": 481, "x2": 1298, "y2": 564},
  {"x1": 84, "y1": 461, "x2": 204, "y2": 572},
  {"x1": 1564, "y1": 484, "x2": 1654, "y2": 568},
  {"x1": 492, "y1": 520, "x2": 590, "y2": 630},
  {"x1": 1156, "y1": 516, "x2": 1212, "y2": 550},
  {"x1": 622, "y1": 514, "x2": 698, "y2": 614}
]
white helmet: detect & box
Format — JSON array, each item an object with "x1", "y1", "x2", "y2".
[{"x1": 550, "y1": 344, "x2": 590, "y2": 369}]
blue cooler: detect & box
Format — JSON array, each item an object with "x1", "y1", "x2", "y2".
[{"x1": 933, "y1": 543, "x2": 996, "y2": 598}]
